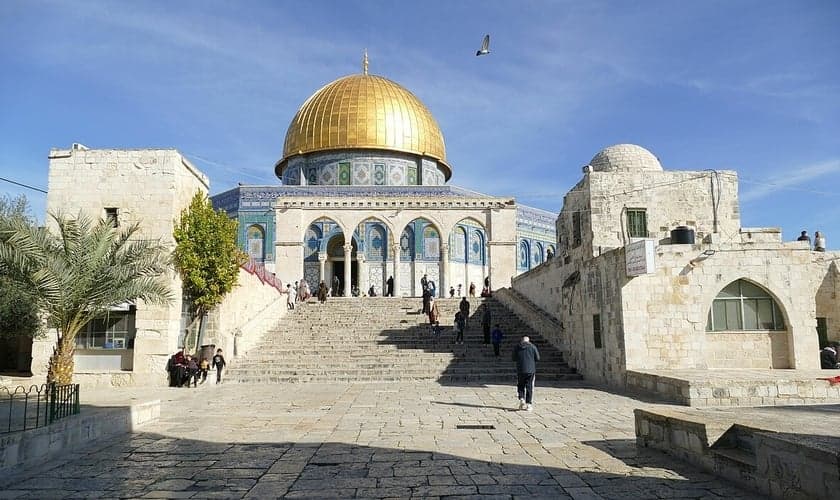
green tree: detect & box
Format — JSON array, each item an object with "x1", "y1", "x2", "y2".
[
  {"x1": 0, "y1": 194, "x2": 42, "y2": 340},
  {"x1": 0, "y1": 213, "x2": 172, "y2": 384},
  {"x1": 173, "y1": 192, "x2": 245, "y2": 352}
]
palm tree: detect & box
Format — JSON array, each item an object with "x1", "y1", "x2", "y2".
[{"x1": 0, "y1": 213, "x2": 172, "y2": 384}]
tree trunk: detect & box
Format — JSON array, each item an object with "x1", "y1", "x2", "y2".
[
  {"x1": 194, "y1": 313, "x2": 207, "y2": 354},
  {"x1": 47, "y1": 332, "x2": 76, "y2": 385}
]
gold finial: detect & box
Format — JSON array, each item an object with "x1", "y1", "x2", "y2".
[{"x1": 363, "y1": 49, "x2": 369, "y2": 75}]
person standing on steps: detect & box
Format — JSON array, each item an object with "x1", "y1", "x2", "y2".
[
  {"x1": 469, "y1": 282, "x2": 476, "y2": 297},
  {"x1": 491, "y1": 324, "x2": 503, "y2": 357},
  {"x1": 454, "y1": 310, "x2": 465, "y2": 344},
  {"x1": 286, "y1": 284, "x2": 296, "y2": 310},
  {"x1": 429, "y1": 280, "x2": 436, "y2": 298},
  {"x1": 449, "y1": 286, "x2": 455, "y2": 298},
  {"x1": 332, "y1": 275, "x2": 341, "y2": 297},
  {"x1": 482, "y1": 306, "x2": 492, "y2": 344},
  {"x1": 512, "y1": 336, "x2": 540, "y2": 411},
  {"x1": 422, "y1": 286, "x2": 431, "y2": 314},
  {"x1": 212, "y1": 348, "x2": 227, "y2": 384},
  {"x1": 459, "y1": 296, "x2": 470, "y2": 329},
  {"x1": 420, "y1": 274, "x2": 428, "y2": 293},
  {"x1": 428, "y1": 296, "x2": 440, "y2": 327},
  {"x1": 318, "y1": 281, "x2": 328, "y2": 303},
  {"x1": 386, "y1": 275, "x2": 394, "y2": 296}
]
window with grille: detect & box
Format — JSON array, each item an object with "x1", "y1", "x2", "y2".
[
  {"x1": 706, "y1": 280, "x2": 785, "y2": 331},
  {"x1": 626, "y1": 209, "x2": 647, "y2": 238},
  {"x1": 75, "y1": 310, "x2": 136, "y2": 349},
  {"x1": 593, "y1": 314, "x2": 602, "y2": 348},
  {"x1": 104, "y1": 207, "x2": 119, "y2": 227},
  {"x1": 572, "y1": 212, "x2": 582, "y2": 247}
]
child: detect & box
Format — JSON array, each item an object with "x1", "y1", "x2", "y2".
[
  {"x1": 186, "y1": 355, "x2": 199, "y2": 388},
  {"x1": 491, "y1": 324, "x2": 503, "y2": 357},
  {"x1": 212, "y1": 348, "x2": 227, "y2": 384},
  {"x1": 199, "y1": 357, "x2": 210, "y2": 384}
]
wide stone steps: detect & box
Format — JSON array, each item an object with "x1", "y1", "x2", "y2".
[{"x1": 229, "y1": 296, "x2": 579, "y2": 384}]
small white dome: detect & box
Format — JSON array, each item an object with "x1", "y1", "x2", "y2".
[{"x1": 589, "y1": 144, "x2": 662, "y2": 173}]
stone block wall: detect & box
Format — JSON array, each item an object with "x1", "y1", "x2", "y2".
[
  {"x1": 44, "y1": 146, "x2": 209, "y2": 384},
  {"x1": 813, "y1": 254, "x2": 840, "y2": 344},
  {"x1": 204, "y1": 268, "x2": 287, "y2": 359}
]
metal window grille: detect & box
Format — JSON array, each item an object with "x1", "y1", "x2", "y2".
[
  {"x1": 593, "y1": 314, "x2": 602, "y2": 349},
  {"x1": 626, "y1": 209, "x2": 647, "y2": 238}
]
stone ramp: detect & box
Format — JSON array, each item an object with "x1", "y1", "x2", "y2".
[
  {"x1": 626, "y1": 368, "x2": 840, "y2": 406},
  {"x1": 635, "y1": 404, "x2": 840, "y2": 500},
  {"x1": 228, "y1": 296, "x2": 580, "y2": 384}
]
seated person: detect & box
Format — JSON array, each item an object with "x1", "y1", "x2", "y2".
[
  {"x1": 820, "y1": 342, "x2": 840, "y2": 369},
  {"x1": 368, "y1": 286, "x2": 377, "y2": 297}
]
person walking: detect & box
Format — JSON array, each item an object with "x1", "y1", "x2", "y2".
[
  {"x1": 422, "y1": 286, "x2": 432, "y2": 314},
  {"x1": 318, "y1": 281, "x2": 328, "y2": 303},
  {"x1": 491, "y1": 324, "x2": 503, "y2": 357},
  {"x1": 286, "y1": 284, "x2": 296, "y2": 310},
  {"x1": 459, "y1": 296, "x2": 470, "y2": 328},
  {"x1": 454, "y1": 310, "x2": 466, "y2": 344},
  {"x1": 815, "y1": 231, "x2": 826, "y2": 252},
  {"x1": 512, "y1": 336, "x2": 540, "y2": 411},
  {"x1": 428, "y1": 297, "x2": 440, "y2": 326},
  {"x1": 449, "y1": 286, "x2": 455, "y2": 298},
  {"x1": 386, "y1": 275, "x2": 394, "y2": 296},
  {"x1": 332, "y1": 275, "x2": 341, "y2": 297},
  {"x1": 212, "y1": 348, "x2": 227, "y2": 384},
  {"x1": 469, "y1": 282, "x2": 476, "y2": 297},
  {"x1": 420, "y1": 274, "x2": 429, "y2": 293},
  {"x1": 482, "y1": 306, "x2": 492, "y2": 345}
]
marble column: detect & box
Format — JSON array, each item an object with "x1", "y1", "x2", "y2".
[
  {"x1": 391, "y1": 244, "x2": 401, "y2": 297},
  {"x1": 357, "y1": 254, "x2": 366, "y2": 296},
  {"x1": 343, "y1": 243, "x2": 353, "y2": 297},
  {"x1": 440, "y1": 242, "x2": 449, "y2": 298},
  {"x1": 318, "y1": 254, "x2": 326, "y2": 286}
]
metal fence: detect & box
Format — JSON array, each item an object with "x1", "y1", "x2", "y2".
[{"x1": 0, "y1": 383, "x2": 81, "y2": 434}]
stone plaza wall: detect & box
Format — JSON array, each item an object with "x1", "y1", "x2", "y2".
[
  {"x1": 513, "y1": 237, "x2": 822, "y2": 388},
  {"x1": 813, "y1": 254, "x2": 840, "y2": 344},
  {"x1": 43, "y1": 146, "x2": 209, "y2": 385},
  {"x1": 203, "y1": 268, "x2": 287, "y2": 358}
]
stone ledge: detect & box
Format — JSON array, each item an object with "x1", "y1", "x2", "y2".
[{"x1": 0, "y1": 399, "x2": 160, "y2": 479}]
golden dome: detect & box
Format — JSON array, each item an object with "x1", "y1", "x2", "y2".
[{"x1": 277, "y1": 73, "x2": 451, "y2": 179}]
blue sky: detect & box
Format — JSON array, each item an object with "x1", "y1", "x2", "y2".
[{"x1": 1, "y1": 0, "x2": 838, "y2": 245}]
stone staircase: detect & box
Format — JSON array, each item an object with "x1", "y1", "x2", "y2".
[{"x1": 227, "y1": 296, "x2": 581, "y2": 384}]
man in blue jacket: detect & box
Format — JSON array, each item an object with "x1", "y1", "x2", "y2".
[{"x1": 512, "y1": 336, "x2": 540, "y2": 411}]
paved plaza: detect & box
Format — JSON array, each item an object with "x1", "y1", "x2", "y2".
[{"x1": 0, "y1": 381, "x2": 761, "y2": 499}]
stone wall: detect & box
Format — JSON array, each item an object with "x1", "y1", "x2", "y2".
[
  {"x1": 203, "y1": 268, "x2": 287, "y2": 359},
  {"x1": 513, "y1": 238, "x2": 822, "y2": 388},
  {"x1": 44, "y1": 146, "x2": 209, "y2": 385},
  {"x1": 813, "y1": 255, "x2": 840, "y2": 344}
]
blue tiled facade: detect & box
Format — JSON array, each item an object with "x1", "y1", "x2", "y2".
[{"x1": 211, "y1": 184, "x2": 556, "y2": 271}]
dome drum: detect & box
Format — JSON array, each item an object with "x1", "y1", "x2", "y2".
[
  {"x1": 279, "y1": 150, "x2": 448, "y2": 187},
  {"x1": 277, "y1": 73, "x2": 451, "y2": 181}
]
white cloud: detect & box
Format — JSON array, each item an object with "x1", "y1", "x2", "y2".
[{"x1": 740, "y1": 159, "x2": 840, "y2": 202}]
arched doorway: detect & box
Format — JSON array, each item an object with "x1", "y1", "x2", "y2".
[{"x1": 326, "y1": 234, "x2": 359, "y2": 296}]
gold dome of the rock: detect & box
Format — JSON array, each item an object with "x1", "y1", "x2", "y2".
[{"x1": 277, "y1": 73, "x2": 450, "y2": 179}]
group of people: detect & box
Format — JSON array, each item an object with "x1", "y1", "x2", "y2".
[
  {"x1": 797, "y1": 230, "x2": 827, "y2": 252},
  {"x1": 166, "y1": 348, "x2": 226, "y2": 387},
  {"x1": 821, "y1": 342, "x2": 840, "y2": 369}
]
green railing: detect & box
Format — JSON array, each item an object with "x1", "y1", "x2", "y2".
[{"x1": 0, "y1": 383, "x2": 81, "y2": 434}]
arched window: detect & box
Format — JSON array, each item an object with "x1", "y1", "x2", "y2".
[
  {"x1": 532, "y1": 242, "x2": 543, "y2": 266},
  {"x1": 304, "y1": 225, "x2": 322, "y2": 261},
  {"x1": 366, "y1": 224, "x2": 386, "y2": 261},
  {"x1": 450, "y1": 226, "x2": 467, "y2": 261},
  {"x1": 246, "y1": 225, "x2": 265, "y2": 261},
  {"x1": 400, "y1": 227, "x2": 415, "y2": 261},
  {"x1": 706, "y1": 280, "x2": 785, "y2": 331},
  {"x1": 518, "y1": 240, "x2": 530, "y2": 269},
  {"x1": 469, "y1": 230, "x2": 485, "y2": 264},
  {"x1": 422, "y1": 225, "x2": 440, "y2": 261}
]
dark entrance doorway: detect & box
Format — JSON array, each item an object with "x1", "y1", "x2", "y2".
[
  {"x1": 0, "y1": 336, "x2": 33, "y2": 374},
  {"x1": 332, "y1": 261, "x2": 358, "y2": 295}
]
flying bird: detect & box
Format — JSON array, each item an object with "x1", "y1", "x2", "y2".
[{"x1": 476, "y1": 34, "x2": 490, "y2": 56}]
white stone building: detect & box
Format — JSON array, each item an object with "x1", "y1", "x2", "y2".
[{"x1": 511, "y1": 144, "x2": 838, "y2": 390}]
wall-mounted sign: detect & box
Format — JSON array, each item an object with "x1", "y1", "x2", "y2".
[{"x1": 626, "y1": 239, "x2": 655, "y2": 276}]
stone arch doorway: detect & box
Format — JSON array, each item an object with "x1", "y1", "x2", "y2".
[{"x1": 326, "y1": 234, "x2": 359, "y2": 296}]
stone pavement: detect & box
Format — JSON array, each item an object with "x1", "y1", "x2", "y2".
[{"x1": 0, "y1": 381, "x2": 762, "y2": 499}]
